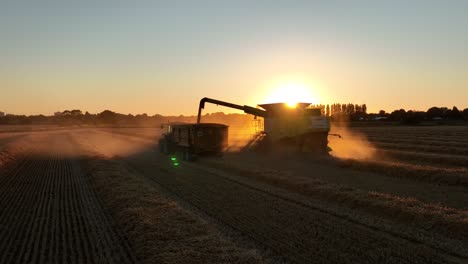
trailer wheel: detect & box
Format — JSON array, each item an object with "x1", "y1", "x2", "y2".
[
  {"x1": 182, "y1": 147, "x2": 187, "y2": 161},
  {"x1": 189, "y1": 151, "x2": 198, "y2": 161},
  {"x1": 256, "y1": 135, "x2": 271, "y2": 153},
  {"x1": 183, "y1": 147, "x2": 197, "y2": 161},
  {"x1": 181, "y1": 147, "x2": 192, "y2": 161},
  {"x1": 159, "y1": 139, "x2": 165, "y2": 153},
  {"x1": 159, "y1": 139, "x2": 167, "y2": 154}
]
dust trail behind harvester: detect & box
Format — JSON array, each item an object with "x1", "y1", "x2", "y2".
[
  {"x1": 199, "y1": 112, "x2": 262, "y2": 152},
  {"x1": 226, "y1": 120, "x2": 380, "y2": 159},
  {"x1": 328, "y1": 123, "x2": 378, "y2": 161},
  {"x1": 227, "y1": 125, "x2": 260, "y2": 152}
]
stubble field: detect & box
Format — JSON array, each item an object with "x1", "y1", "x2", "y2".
[{"x1": 0, "y1": 125, "x2": 467, "y2": 263}]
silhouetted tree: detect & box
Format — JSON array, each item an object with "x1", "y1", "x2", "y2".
[
  {"x1": 427, "y1": 107, "x2": 444, "y2": 120},
  {"x1": 70, "y1": 109, "x2": 83, "y2": 116},
  {"x1": 446, "y1": 106, "x2": 462, "y2": 119},
  {"x1": 404, "y1": 110, "x2": 426, "y2": 124},
  {"x1": 83, "y1": 111, "x2": 95, "y2": 124},
  {"x1": 97, "y1": 110, "x2": 117, "y2": 124},
  {"x1": 348, "y1": 104, "x2": 355, "y2": 114},
  {"x1": 390, "y1": 109, "x2": 407, "y2": 121},
  {"x1": 342, "y1": 104, "x2": 347, "y2": 114},
  {"x1": 463, "y1": 108, "x2": 468, "y2": 120},
  {"x1": 355, "y1": 104, "x2": 361, "y2": 113}
]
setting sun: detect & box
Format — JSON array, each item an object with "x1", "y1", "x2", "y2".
[
  {"x1": 263, "y1": 81, "x2": 318, "y2": 107},
  {"x1": 286, "y1": 102, "x2": 298, "y2": 108}
]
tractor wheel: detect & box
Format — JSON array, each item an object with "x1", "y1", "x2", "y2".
[
  {"x1": 181, "y1": 147, "x2": 187, "y2": 161},
  {"x1": 317, "y1": 132, "x2": 329, "y2": 155},
  {"x1": 182, "y1": 147, "x2": 191, "y2": 161},
  {"x1": 186, "y1": 148, "x2": 195, "y2": 161},
  {"x1": 159, "y1": 139, "x2": 168, "y2": 154},
  {"x1": 256, "y1": 135, "x2": 272, "y2": 153},
  {"x1": 159, "y1": 140, "x2": 165, "y2": 153},
  {"x1": 304, "y1": 132, "x2": 329, "y2": 155}
]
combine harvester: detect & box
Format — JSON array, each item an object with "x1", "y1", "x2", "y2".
[{"x1": 159, "y1": 97, "x2": 337, "y2": 160}]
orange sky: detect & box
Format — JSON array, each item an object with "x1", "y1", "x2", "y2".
[{"x1": 1, "y1": 2, "x2": 467, "y2": 115}]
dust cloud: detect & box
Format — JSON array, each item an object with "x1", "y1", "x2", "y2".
[
  {"x1": 0, "y1": 129, "x2": 158, "y2": 160},
  {"x1": 196, "y1": 113, "x2": 263, "y2": 152},
  {"x1": 226, "y1": 121, "x2": 380, "y2": 160},
  {"x1": 328, "y1": 124, "x2": 378, "y2": 161},
  {"x1": 227, "y1": 125, "x2": 260, "y2": 152},
  {"x1": 71, "y1": 130, "x2": 157, "y2": 159}
]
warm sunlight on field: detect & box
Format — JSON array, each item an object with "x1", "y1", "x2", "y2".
[
  {"x1": 2, "y1": 1, "x2": 468, "y2": 263},
  {"x1": 263, "y1": 80, "x2": 319, "y2": 106}
]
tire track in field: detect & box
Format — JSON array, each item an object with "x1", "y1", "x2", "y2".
[
  {"x1": 125, "y1": 152, "x2": 467, "y2": 264},
  {"x1": 0, "y1": 135, "x2": 137, "y2": 264}
]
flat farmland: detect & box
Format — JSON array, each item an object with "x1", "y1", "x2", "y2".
[
  {"x1": 328, "y1": 126, "x2": 468, "y2": 185},
  {"x1": 358, "y1": 126, "x2": 468, "y2": 162},
  {"x1": 0, "y1": 133, "x2": 136, "y2": 264},
  {"x1": 0, "y1": 130, "x2": 263, "y2": 264},
  {"x1": 0, "y1": 125, "x2": 467, "y2": 263}
]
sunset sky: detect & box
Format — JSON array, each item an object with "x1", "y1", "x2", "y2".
[{"x1": 1, "y1": 1, "x2": 467, "y2": 115}]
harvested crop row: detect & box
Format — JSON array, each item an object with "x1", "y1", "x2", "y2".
[
  {"x1": 200, "y1": 157, "x2": 468, "y2": 243},
  {"x1": 361, "y1": 132, "x2": 468, "y2": 143},
  {"x1": 0, "y1": 134, "x2": 136, "y2": 264},
  {"x1": 358, "y1": 126, "x2": 468, "y2": 134},
  {"x1": 370, "y1": 141, "x2": 468, "y2": 156},
  {"x1": 124, "y1": 151, "x2": 466, "y2": 264},
  {"x1": 376, "y1": 148, "x2": 468, "y2": 168},
  {"x1": 337, "y1": 158, "x2": 468, "y2": 186},
  {"x1": 363, "y1": 131, "x2": 468, "y2": 137},
  {"x1": 365, "y1": 135, "x2": 468, "y2": 148},
  {"x1": 71, "y1": 137, "x2": 266, "y2": 264},
  {"x1": 366, "y1": 136, "x2": 468, "y2": 149}
]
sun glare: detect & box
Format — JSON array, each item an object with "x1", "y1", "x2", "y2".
[
  {"x1": 264, "y1": 81, "x2": 318, "y2": 107},
  {"x1": 286, "y1": 102, "x2": 298, "y2": 108}
]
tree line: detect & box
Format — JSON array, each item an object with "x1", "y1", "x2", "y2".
[
  {"x1": 0, "y1": 105, "x2": 468, "y2": 126},
  {"x1": 0, "y1": 110, "x2": 252, "y2": 127},
  {"x1": 311, "y1": 104, "x2": 468, "y2": 123},
  {"x1": 381, "y1": 106, "x2": 468, "y2": 124},
  {"x1": 310, "y1": 103, "x2": 368, "y2": 120}
]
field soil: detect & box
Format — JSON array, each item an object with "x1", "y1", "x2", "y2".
[
  {"x1": 0, "y1": 130, "x2": 264, "y2": 264},
  {"x1": 0, "y1": 133, "x2": 136, "y2": 264},
  {"x1": 0, "y1": 125, "x2": 467, "y2": 263}
]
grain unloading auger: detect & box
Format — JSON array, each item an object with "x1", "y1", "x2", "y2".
[{"x1": 197, "y1": 97, "x2": 336, "y2": 154}]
